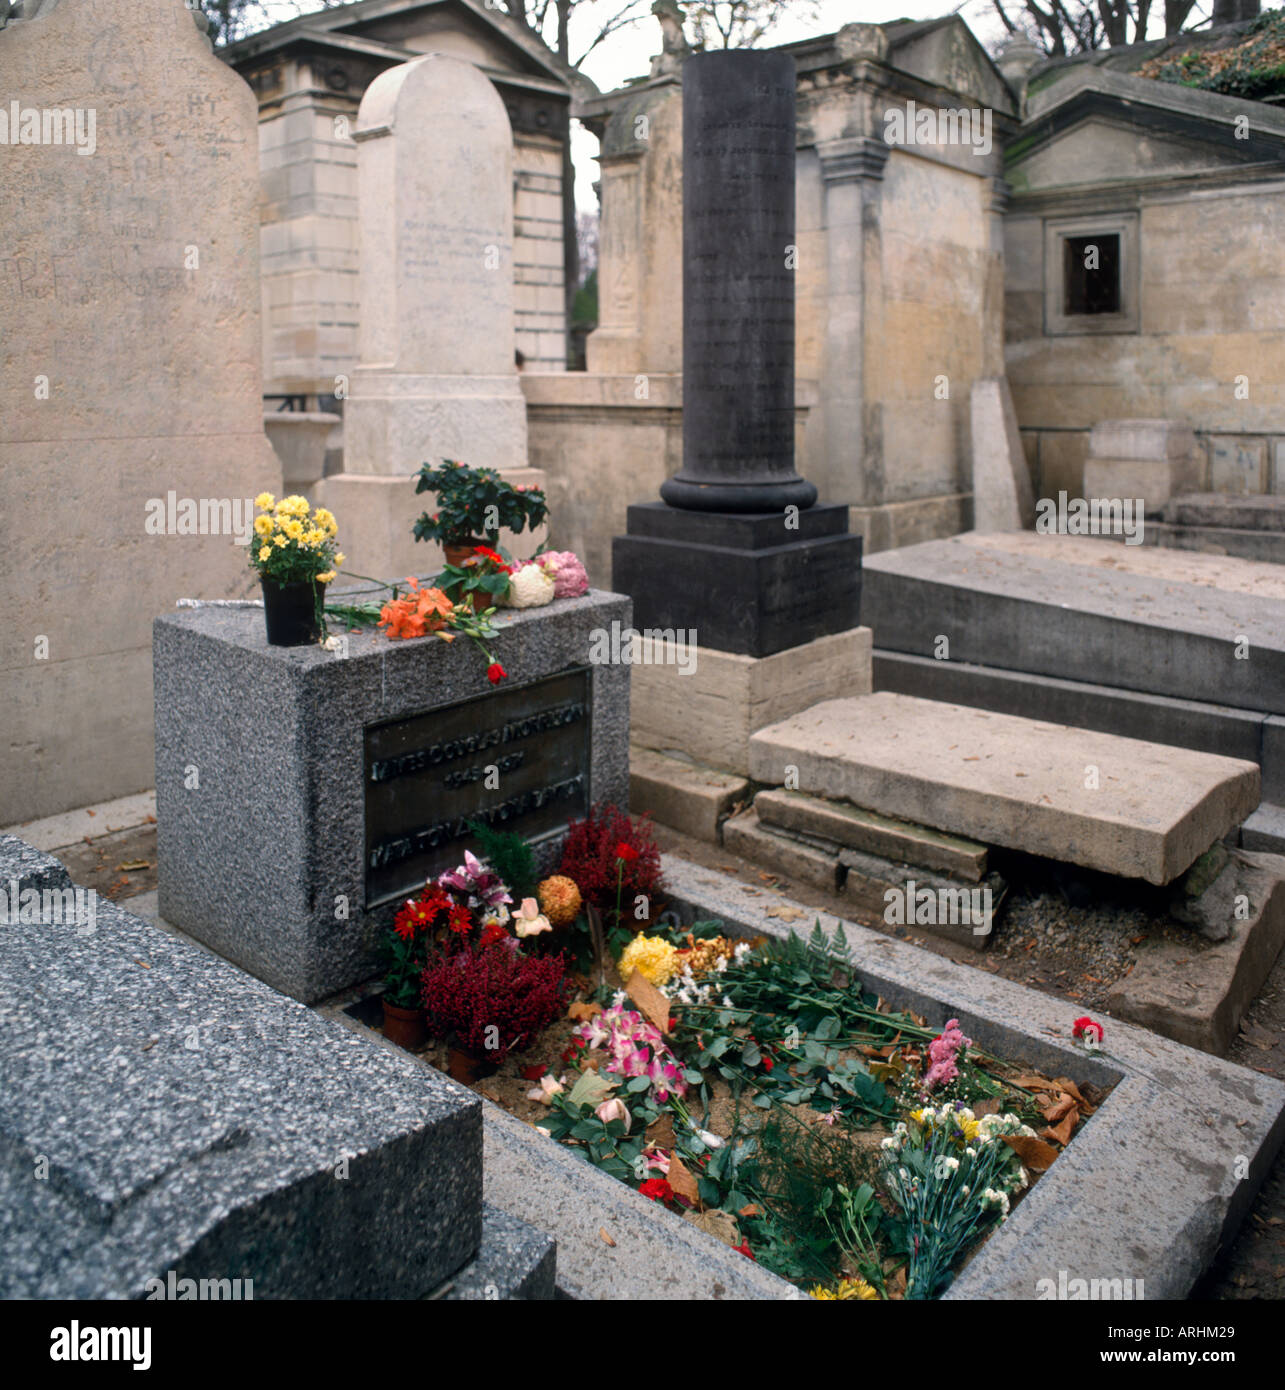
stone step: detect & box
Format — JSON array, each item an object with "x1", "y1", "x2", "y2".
[
  {"x1": 755, "y1": 787, "x2": 989, "y2": 881},
  {"x1": 748, "y1": 692, "x2": 1261, "y2": 886},
  {"x1": 434, "y1": 1203, "x2": 556, "y2": 1301},
  {"x1": 629, "y1": 744, "x2": 749, "y2": 843},
  {"x1": 870, "y1": 651, "x2": 1284, "y2": 799},
  {"x1": 1164, "y1": 493, "x2": 1285, "y2": 533},
  {"x1": 861, "y1": 533, "x2": 1285, "y2": 715},
  {"x1": 0, "y1": 835, "x2": 482, "y2": 1300},
  {"x1": 1146, "y1": 524, "x2": 1285, "y2": 567}
]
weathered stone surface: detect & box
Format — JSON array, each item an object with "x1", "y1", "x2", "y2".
[
  {"x1": 1089, "y1": 419, "x2": 1196, "y2": 461},
  {"x1": 970, "y1": 378, "x2": 1036, "y2": 531},
  {"x1": 756, "y1": 787, "x2": 988, "y2": 881},
  {"x1": 1081, "y1": 456, "x2": 1201, "y2": 511},
  {"x1": 629, "y1": 745, "x2": 748, "y2": 843},
  {"x1": 0, "y1": 836, "x2": 480, "y2": 1300},
  {"x1": 0, "y1": 0, "x2": 280, "y2": 824},
  {"x1": 1164, "y1": 493, "x2": 1285, "y2": 533},
  {"x1": 721, "y1": 808, "x2": 843, "y2": 894},
  {"x1": 154, "y1": 592, "x2": 631, "y2": 1002},
  {"x1": 1242, "y1": 803, "x2": 1285, "y2": 855},
  {"x1": 839, "y1": 847, "x2": 1005, "y2": 951},
  {"x1": 630, "y1": 625, "x2": 871, "y2": 776},
  {"x1": 862, "y1": 532, "x2": 1285, "y2": 715},
  {"x1": 750, "y1": 691, "x2": 1261, "y2": 885},
  {"x1": 660, "y1": 854, "x2": 1285, "y2": 1300},
  {"x1": 263, "y1": 412, "x2": 341, "y2": 488},
  {"x1": 1108, "y1": 851, "x2": 1285, "y2": 1054}
]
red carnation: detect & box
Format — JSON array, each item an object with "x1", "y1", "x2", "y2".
[
  {"x1": 638, "y1": 1178, "x2": 674, "y2": 1204},
  {"x1": 487, "y1": 662, "x2": 506, "y2": 685},
  {"x1": 480, "y1": 921, "x2": 508, "y2": 949},
  {"x1": 1072, "y1": 1016, "x2": 1104, "y2": 1045},
  {"x1": 733, "y1": 1240, "x2": 755, "y2": 1261},
  {"x1": 615, "y1": 842, "x2": 640, "y2": 863},
  {"x1": 520, "y1": 1063, "x2": 548, "y2": 1082}
]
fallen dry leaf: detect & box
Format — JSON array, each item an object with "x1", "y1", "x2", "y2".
[
  {"x1": 625, "y1": 969, "x2": 672, "y2": 1035},
  {"x1": 599, "y1": 1227, "x2": 616, "y2": 1248},
  {"x1": 972, "y1": 1097, "x2": 1002, "y2": 1117},
  {"x1": 668, "y1": 1153, "x2": 701, "y2": 1206},
  {"x1": 1009, "y1": 1073, "x2": 1061, "y2": 1093},
  {"x1": 683, "y1": 1208, "x2": 740, "y2": 1249},
  {"x1": 738, "y1": 1204, "x2": 762, "y2": 1219},
  {"x1": 117, "y1": 860, "x2": 150, "y2": 872},
  {"x1": 1040, "y1": 1093, "x2": 1077, "y2": 1125},
  {"x1": 645, "y1": 1113, "x2": 676, "y2": 1150},
  {"x1": 1002, "y1": 1134, "x2": 1059, "y2": 1172},
  {"x1": 568, "y1": 1001, "x2": 602, "y2": 1022},
  {"x1": 1042, "y1": 1110, "x2": 1078, "y2": 1147},
  {"x1": 765, "y1": 903, "x2": 806, "y2": 921}
]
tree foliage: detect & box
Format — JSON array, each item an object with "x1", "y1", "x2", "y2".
[{"x1": 991, "y1": 0, "x2": 1261, "y2": 57}]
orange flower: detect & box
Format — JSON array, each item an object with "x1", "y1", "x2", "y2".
[{"x1": 378, "y1": 578, "x2": 455, "y2": 640}]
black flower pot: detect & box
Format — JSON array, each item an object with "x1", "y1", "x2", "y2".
[{"x1": 260, "y1": 576, "x2": 323, "y2": 647}]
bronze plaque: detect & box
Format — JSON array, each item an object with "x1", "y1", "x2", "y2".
[{"x1": 363, "y1": 667, "x2": 591, "y2": 907}]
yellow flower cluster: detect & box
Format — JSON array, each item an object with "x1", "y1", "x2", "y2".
[
  {"x1": 909, "y1": 1107, "x2": 980, "y2": 1144},
  {"x1": 685, "y1": 936, "x2": 735, "y2": 976},
  {"x1": 252, "y1": 493, "x2": 343, "y2": 580},
  {"x1": 618, "y1": 934, "x2": 679, "y2": 987},
  {"x1": 810, "y1": 1277, "x2": 879, "y2": 1301}
]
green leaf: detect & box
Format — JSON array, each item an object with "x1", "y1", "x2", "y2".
[{"x1": 568, "y1": 1069, "x2": 616, "y2": 1108}]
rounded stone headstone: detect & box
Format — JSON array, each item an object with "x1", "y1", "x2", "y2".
[{"x1": 354, "y1": 52, "x2": 516, "y2": 377}]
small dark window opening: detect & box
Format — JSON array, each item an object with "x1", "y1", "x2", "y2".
[{"x1": 1064, "y1": 233, "x2": 1120, "y2": 315}]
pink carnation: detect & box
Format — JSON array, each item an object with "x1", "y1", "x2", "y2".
[
  {"x1": 922, "y1": 1018, "x2": 971, "y2": 1092},
  {"x1": 537, "y1": 550, "x2": 589, "y2": 599}
]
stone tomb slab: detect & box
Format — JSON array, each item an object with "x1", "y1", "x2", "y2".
[
  {"x1": 660, "y1": 856, "x2": 1285, "y2": 1300},
  {"x1": 0, "y1": 837, "x2": 480, "y2": 1300},
  {"x1": 154, "y1": 592, "x2": 630, "y2": 1003},
  {"x1": 749, "y1": 691, "x2": 1260, "y2": 885}
]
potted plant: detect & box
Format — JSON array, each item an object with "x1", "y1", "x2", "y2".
[
  {"x1": 412, "y1": 459, "x2": 547, "y2": 565},
  {"x1": 437, "y1": 545, "x2": 512, "y2": 614},
  {"x1": 249, "y1": 493, "x2": 343, "y2": 647},
  {"x1": 378, "y1": 890, "x2": 455, "y2": 1049}
]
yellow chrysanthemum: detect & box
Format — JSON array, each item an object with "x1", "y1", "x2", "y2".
[
  {"x1": 254, "y1": 492, "x2": 275, "y2": 511},
  {"x1": 959, "y1": 1115, "x2": 980, "y2": 1143},
  {"x1": 284, "y1": 519, "x2": 305, "y2": 541},
  {"x1": 810, "y1": 1277, "x2": 879, "y2": 1301},
  {"x1": 274, "y1": 494, "x2": 310, "y2": 518},
  {"x1": 314, "y1": 508, "x2": 337, "y2": 536},
  {"x1": 303, "y1": 528, "x2": 324, "y2": 547},
  {"x1": 258, "y1": 546, "x2": 271, "y2": 562},
  {"x1": 253, "y1": 515, "x2": 274, "y2": 538},
  {"x1": 273, "y1": 534, "x2": 288, "y2": 548},
  {"x1": 618, "y1": 934, "x2": 678, "y2": 987},
  {"x1": 333, "y1": 552, "x2": 346, "y2": 567},
  {"x1": 316, "y1": 570, "x2": 336, "y2": 584}
]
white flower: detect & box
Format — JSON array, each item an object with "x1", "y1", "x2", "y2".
[
  {"x1": 506, "y1": 563, "x2": 556, "y2": 609},
  {"x1": 942, "y1": 1156, "x2": 960, "y2": 1172},
  {"x1": 611, "y1": 989, "x2": 628, "y2": 1008},
  {"x1": 697, "y1": 1129, "x2": 724, "y2": 1149}
]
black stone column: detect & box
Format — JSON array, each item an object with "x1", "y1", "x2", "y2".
[{"x1": 612, "y1": 49, "x2": 862, "y2": 659}]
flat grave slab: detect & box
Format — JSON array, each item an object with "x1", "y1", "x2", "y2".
[
  {"x1": 750, "y1": 691, "x2": 1260, "y2": 885},
  {"x1": 0, "y1": 836, "x2": 481, "y2": 1300},
  {"x1": 862, "y1": 533, "x2": 1285, "y2": 715},
  {"x1": 659, "y1": 856, "x2": 1285, "y2": 1300}
]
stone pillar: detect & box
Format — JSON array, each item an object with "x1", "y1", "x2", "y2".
[
  {"x1": 317, "y1": 53, "x2": 542, "y2": 579},
  {"x1": 613, "y1": 51, "x2": 861, "y2": 658},
  {"x1": 813, "y1": 137, "x2": 889, "y2": 513},
  {"x1": 661, "y1": 50, "x2": 814, "y2": 512}
]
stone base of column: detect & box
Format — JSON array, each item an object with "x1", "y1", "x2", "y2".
[
  {"x1": 318, "y1": 468, "x2": 547, "y2": 582},
  {"x1": 611, "y1": 501, "x2": 862, "y2": 658},
  {"x1": 629, "y1": 626, "x2": 872, "y2": 778}
]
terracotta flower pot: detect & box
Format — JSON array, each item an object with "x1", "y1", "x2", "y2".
[
  {"x1": 443, "y1": 538, "x2": 487, "y2": 568},
  {"x1": 260, "y1": 576, "x2": 324, "y2": 647},
  {"x1": 382, "y1": 999, "x2": 428, "y2": 1050},
  {"x1": 447, "y1": 1047, "x2": 498, "y2": 1085}
]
